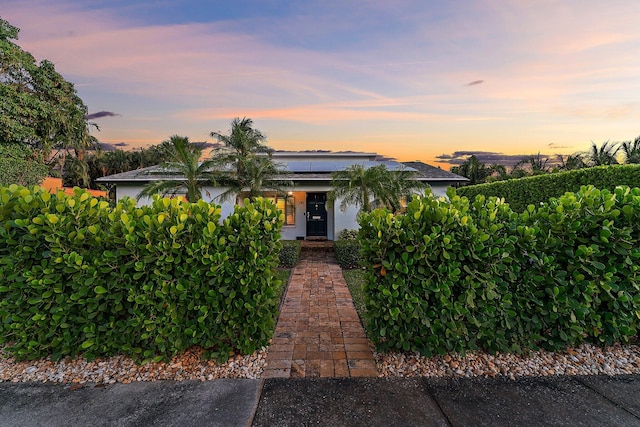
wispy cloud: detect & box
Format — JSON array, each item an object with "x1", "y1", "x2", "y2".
[{"x1": 3, "y1": 0, "x2": 640, "y2": 164}]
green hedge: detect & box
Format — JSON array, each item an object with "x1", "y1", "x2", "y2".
[
  {"x1": 358, "y1": 186, "x2": 640, "y2": 356},
  {"x1": 334, "y1": 240, "x2": 361, "y2": 269},
  {"x1": 0, "y1": 185, "x2": 283, "y2": 362},
  {"x1": 457, "y1": 165, "x2": 640, "y2": 212},
  {"x1": 334, "y1": 229, "x2": 361, "y2": 269},
  {"x1": 278, "y1": 240, "x2": 301, "y2": 268}
]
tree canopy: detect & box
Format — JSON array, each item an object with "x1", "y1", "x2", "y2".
[
  {"x1": 450, "y1": 155, "x2": 497, "y2": 185},
  {"x1": 328, "y1": 164, "x2": 427, "y2": 213},
  {"x1": 137, "y1": 135, "x2": 217, "y2": 203},
  {"x1": 450, "y1": 136, "x2": 640, "y2": 186},
  {"x1": 0, "y1": 17, "x2": 90, "y2": 160},
  {"x1": 0, "y1": 143, "x2": 49, "y2": 187},
  {"x1": 210, "y1": 117, "x2": 290, "y2": 202}
]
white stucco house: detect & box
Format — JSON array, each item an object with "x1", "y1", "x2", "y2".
[{"x1": 97, "y1": 151, "x2": 467, "y2": 241}]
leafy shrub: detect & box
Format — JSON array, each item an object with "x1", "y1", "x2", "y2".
[
  {"x1": 334, "y1": 239, "x2": 361, "y2": 269},
  {"x1": 278, "y1": 240, "x2": 301, "y2": 267},
  {"x1": 338, "y1": 229, "x2": 359, "y2": 240},
  {"x1": 0, "y1": 144, "x2": 49, "y2": 187},
  {"x1": 358, "y1": 187, "x2": 640, "y2": 356},
  {"x1": 0, "y1": 185, "x2": 283, "y2": 362},
  {"x1": 334, "y1": 229, "x2": 361, "y2": 269},
  {"x1": 457, "y1": 165, "x2": 640, "y2": 212}
]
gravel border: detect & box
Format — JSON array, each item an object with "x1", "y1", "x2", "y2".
[
  {"x1": 375, "y1": 343, "x2": 640, "y2": 379},
  {"x1": 0, "y1": 345, "x2": 266, "y2": 384},
  {"x1": 3, "y1": 342, "x2": 640, "y2": 383}
]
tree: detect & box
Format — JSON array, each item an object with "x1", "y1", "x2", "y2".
[
  {"x1": 517, "y1": 152, "x2": 550, "y2": 175},
  {"x1": 209, "y1": 117, "x2": 288, "y2": 203},
  {"x1": 556, "y1": 153, "x2": 586, "y2": 171},
  {"x1": 62, "y1": 156, "x2": 90, "y2": 188},
  {"x1": 0, "y1": 18, "x2": 91, "y2": 160},
  {"x1": 621, "y1": 136, "x2": 640, "y2": 164},
  {"x1": 137, "y1": 135, "x2": 217, "y2": 202},
  {"x1": 381, "y1": 166, "x2": 429, "y2": 212},
  {"x1": 485, "y1": 164, "x2": 508, "y2": 182},
  {"x1": 0, "y1": 143, "x2": 48, "y2": 186},
  {"x1": 328, "y1": 164, "x2": 426, "y2": 213},
  {"x1": 72, "y1": 121, "x2": 99, "y2": 161},
  {"x1": 450, "y1": 155, "x2": 493, "y2": 185},
  {"x1": 210, "y1": 117, "x2": 271, "y2": 160},
  {"x1": 585, "y1": 141, "x2": 620, "y2": 166},
  {"x1": 214, "y1": 155, "x2": 292, "y2": 203}
]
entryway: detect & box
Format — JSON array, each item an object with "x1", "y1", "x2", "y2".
[{"x1": 305, "y1": 192, "x2": 327, "y2": 239}]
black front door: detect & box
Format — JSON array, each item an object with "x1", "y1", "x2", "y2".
[{"x1": 306, "y1": 193, "x2": 327, "y2": 237}]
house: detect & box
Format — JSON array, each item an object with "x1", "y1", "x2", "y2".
[
  {"x1": 41, "y1": 177, "x2": 108, "y2": 198},
  {"x1": 97, "y1": 152, "x2": 467, "y2": 240}
]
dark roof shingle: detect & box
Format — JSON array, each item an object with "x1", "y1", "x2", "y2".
[{"x1": 402, "y1": 161, "x2": 468, "y2": 182}]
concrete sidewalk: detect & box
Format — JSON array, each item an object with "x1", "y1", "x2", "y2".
[{"x1": 2, "y1": 375, "x2": 640, "y2": 426}]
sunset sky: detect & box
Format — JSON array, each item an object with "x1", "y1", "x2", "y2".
[{"x1": 2, "y1": 0, "x2": 639, "y2": 168}]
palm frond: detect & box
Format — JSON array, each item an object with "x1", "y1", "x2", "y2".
[{"x1": 137, "y1": 180, "x2": 188, "y2": 200}]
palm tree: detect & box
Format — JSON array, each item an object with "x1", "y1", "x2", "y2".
[
  {"x1": 209, "y1": 117, "x2": 287, "y2": 203},
  {"x1": 62, "y1": 156, "x2": 90, "y2": 188},
  {"x1": 450, "y1": 155, "x2": 493, "y2": 185},
  {"x1": 523, "y1": 152, "x2": 550, "y2": 175},
  {"x1": 72, "y1": 121, "x2": 99, "y2": 161},
  {"x1": 210, "y1": 117, "x2": 271, "y2": 178},
  {"x1": 328, "y1": 164, "x2": 426, "y2": 213},
  {"x1": 556, "y1": 153, "x2": 586, "y2": 171},
  {"x1": 137, "y1": 135, "x2": 217, "y2": 203},
  {"x1": 585, "y1": 141, "x2": 620, "y2": 166},
  {"x1": 328, "y1": 164, "x2": 384, "y2": 213},
  {"x1": 621, "y1": 136, "x2": 640, "y2": 164},
  {"x1": 214, "y1": 155, "x2": 292, "y2": 203},
  {"x1": 381, "y1": 166, "x2": 428, "y2": 212},
  {"x1": 487, "y1": 164, "x2": 508, "y2": 181}
]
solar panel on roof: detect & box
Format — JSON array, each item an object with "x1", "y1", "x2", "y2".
[
  {"x1": 282, "y1": 161, "x2": 312, "y2": 172},
  {"x1": 280, "y1": 159, "x2": 419, "y2": 173}
]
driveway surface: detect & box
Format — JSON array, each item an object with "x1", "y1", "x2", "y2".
[{"x1": 2, "y1": 375, "x2": 640, "y2": 426}]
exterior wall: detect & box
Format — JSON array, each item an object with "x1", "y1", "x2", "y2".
[
  {"x1": 429, "y1": 184, "x2": 453, "y2": 198},
  {"x1": 333, "y1": 202, "x2": 360, "y2": 237},
  {"x1": 201, "y1": 186, "x2": 235, "y2": 218},
  {"x1": 112, "y1": 181, "x2": 457, "y2": 240},
  {"x1": 115, "y1": 184, "x2": 153, "y2": 206}
]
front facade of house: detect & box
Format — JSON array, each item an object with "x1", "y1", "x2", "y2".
[{"x1": 98, "y1": 152, "x2": 467, "y2": 241}]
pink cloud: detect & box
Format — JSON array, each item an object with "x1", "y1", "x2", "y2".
[{"x1": 3, "y1": 0, "x2": 640, "y2": 163}]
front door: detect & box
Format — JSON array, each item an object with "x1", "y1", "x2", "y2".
[{"x1": 306, "y1": 193, "x2": 327, "y2": 238}]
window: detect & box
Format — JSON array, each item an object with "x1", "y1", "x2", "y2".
[{"x1": 267, "y1": 194, "x2": 296, "y2": 226}]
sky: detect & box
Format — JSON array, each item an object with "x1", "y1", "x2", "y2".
[{"x1": 2, "y1": 0, "x2": 640, "y2": 168}]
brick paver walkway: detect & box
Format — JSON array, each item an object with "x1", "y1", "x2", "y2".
[{"x1": 263, "y1": 250, "x2": 378, "y2": 378}]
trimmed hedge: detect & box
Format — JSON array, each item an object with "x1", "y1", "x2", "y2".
[
  {"x1": 358, "y1": 186, "x2": 640, "y2": 356},
  {"x1": 278, "y1": 240, "x2": 301, "y2": 267},
  {"x1": 0, "y1": 185, "x2": 283, "y2": 362},
  {"x1": 334, "y1": 228, "x2": 361, "y2": 269},
  {"x1": 334, "y1": 239, "x2": 361, "y2": 269},
  {"x1": 457, "y1": 165, "x2": 640, "y2": 212}
]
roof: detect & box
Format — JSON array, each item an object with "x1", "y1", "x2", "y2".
[
  {"x1": 97, "y1": 154, "x2": 467, "y2": 184},
  {"x1": 96, "y1": 166, "x2": 179, "y2": 182},
  {"x1": 402, "y1": 161, "x2": 469, "y2": 182},
  {"x1": 283, "y1": 160, "x2": 409, "y2": 173},
  {"x1": 271, "y1": 151, "x2": 378, "y2": 160}
]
